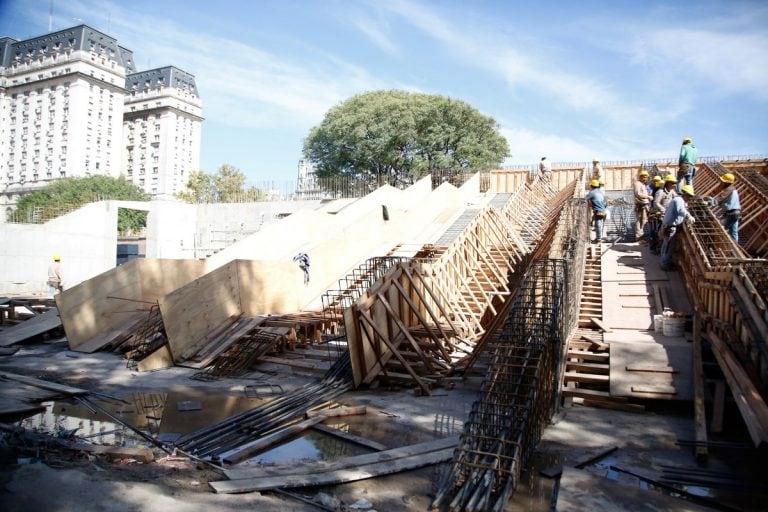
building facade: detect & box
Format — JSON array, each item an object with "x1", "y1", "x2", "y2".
[
  {"x1": 123, "y1": 67, "x2": 202, "y2": 199},
  {"x1": 0, "y1": 24, "x2": 202, "y2": 211}
]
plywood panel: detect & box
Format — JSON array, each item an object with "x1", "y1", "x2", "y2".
[
  {"x1": 237, "y1": 260, "x2": 304, "y2": 316},
  {"x1": 59, "y1": 258, "x2": 205, "y2": 351},
  {"x1": 161, "y1": 261, "x2": 242, "y2": 363},
  {"x1": 610, "y1": 340, "x2": 692, "y2": 400},
  {"x1": 602, "y1": 282, "x2": 654, "y2": 330}
]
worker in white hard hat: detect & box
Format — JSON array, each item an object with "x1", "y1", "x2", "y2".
[
  {"x1": 678, "y1": 137, "x2": 698, "y2": 193},
  {"x1": 659, "y1": 185, "x2": 696, "y2": 271},
  {"x1": 47, "y1": 254, "x2": 63, "y2": 296},
  {"x1": 634, "y1": 170, "x2": 652, "y2": 241}
]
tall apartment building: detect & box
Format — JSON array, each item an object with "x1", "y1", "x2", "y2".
[
  {"x1": 123, "y1": 67, "x2": 202, "y2": 198},
  {"x1": 0, "y1": 24, "x2": 202, "y2": 211}
]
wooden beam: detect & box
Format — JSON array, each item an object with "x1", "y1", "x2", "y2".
[
  {"x1": 215, "y1": 436, "x2": 458, "y2": 493},
  {"x1": 692, "y1": 326, "x2": 709, "y2": 462},
  {"x1": 707, "y1": 331, "x2": 768, "y2": 448}
]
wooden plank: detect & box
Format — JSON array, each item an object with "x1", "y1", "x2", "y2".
[
  {"x1": 625, "y1": 365, "x2": 678, "y2": 373},
  {"x1": 0, "y1": 308, "x2": 61, "y2": 346},
  {"x1": 563, "y1": 372, "x2": 609, "y2": 384},
  {"x1": 590, "y1": 318, "x2": 612, "y2": 333},
  {"x1": 0, "y1": 371, "x2": 89, "y2": 396},
  {"x1": 630, "y1": 385, "x2": 677, "y2": 395},
  {"x1": 224, "y1": 435, "x2": 458, "y2": 481},
  {"x1": 306, "y1": 406, "x2": 366, "y2": 419},
  {"x1": 708, "y1": 331, "x2": 768, "y2": 447},
  {"x1": 69, "y1": 311, "x2": 147, "y2": 353},
  {"x1": 136, "y1": 344, "x2": 174, "y2": 372},
  {"x1": 312, "y1": 424, "x2": 388, "y2": 451},
  {"x1": 216, "y1": 436, "x2": 459, "y2": 493},
  {"x1": 692, "y1": 332, "x2": 709, "y2": 462}
]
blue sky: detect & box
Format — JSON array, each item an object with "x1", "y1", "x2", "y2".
[{"x1": 2, "y1": 0, "x2": 767, "y2": 185}]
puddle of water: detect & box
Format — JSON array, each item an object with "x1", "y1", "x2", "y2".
[
  {"x1": 238, "y1": 429, "x2": 370, "y2": 467},
  {"x1": 18, "y1": 389, "x2": 268, "y2": 451}
]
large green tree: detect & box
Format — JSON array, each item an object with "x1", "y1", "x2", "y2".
[
  {"x1": 12, "y1": 175, "x2": 149, "y2": 233},
  {"x1": 303, "y1": 90, "x2": 509, "y2": 186},
  {"x1": 177, "y1": 164, "x2": 265, "y2": 203}
]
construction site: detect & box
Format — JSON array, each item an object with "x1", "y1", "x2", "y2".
[{"x1": 1, "y1": 159, "x2": 767, "y2": 512}]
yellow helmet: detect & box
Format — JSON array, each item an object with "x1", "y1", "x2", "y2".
[
  {"x1": 53, "y1": 254, "x2": 61, "y2": 261},
  {"x1": 720, "y1": 173, "x2": 735, "y2": 184},
  {"x1": 639, "y1": 170, "x2": 649, "y2": 177},
  {"x1": 663, "y1": 174, "x2": 678, "y2": 183},
  {"x1": 653, "y1": 175, "x2": 663, "y2": 183},
  {"x1": 682, "y1": 137, "x2": 693, "y2": 144},
  {"x1": 681, "y1": 184, "x2": 695, "y2": 196},
  {"x1": 590, "y1": 179, "x2": 601, "y2": 187}
]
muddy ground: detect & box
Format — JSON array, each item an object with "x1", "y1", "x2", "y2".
[{"x1": 1, "y1": 337, "x2": 766, "y2": 511}]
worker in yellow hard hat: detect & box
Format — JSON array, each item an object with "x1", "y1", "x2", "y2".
[
  {"x1": 678, "y1": 137, "x2": 698, "y2": 193},
  {"x1": 634, "y1": 170, "x2": 652, "y2": 242},
  {"x1": 647, "y1": 175, "x2": 665, "y2": 252},
  {"x1": 47, "y1": 254, "x2": 63, "y2": 296},
  {"x1": 586, "y1": 178, "x2": 608, "y2": 243},
  {"x1": 705, "y1": 172, "x2": 741, "y2": 243},
  {"x1": 659, "y1": 184, "x2": 696, "y2": 271},
  {"x1": 649, "y1": 175, "x2": 679, "y2": 254}
]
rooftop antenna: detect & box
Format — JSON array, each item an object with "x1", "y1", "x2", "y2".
[
  {"x1": 107, "y1": 12, "x2": 111, "y2": 33},
  {"x1": 48, "y1": 0, "x2": 53, "y2": 31}
]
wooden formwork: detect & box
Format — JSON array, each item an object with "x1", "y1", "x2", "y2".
[
  {"x1": 345, "y1": 178, "x2": 578, "y2": 391},
  {"x1": 695, "y1": 162, "x2": 768, "y2": 257},
  {"x1": 677, "y1": 199, "x2": 768, "y2": 447}
]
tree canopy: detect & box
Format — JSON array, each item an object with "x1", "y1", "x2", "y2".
[
  {"x1": 12, "y1": 175, "x2": 149, "y2": 234},
  {"x1": 177, "y1": 164, "x2": 265, "y2": 203},
  {"x1": 302, "y1": 90, "x2": 509, "y2": 187}
]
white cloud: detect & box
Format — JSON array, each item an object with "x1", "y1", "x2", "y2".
[
  {"x1": 376, "y1": 0, "x2": 678, "y2": 130},
  {"x1": 50, "y1": 0, "x2": 388, "y2": 129},
  {"x1": 639, "y1": 28, "x2": 768, "y2": 100},
  {"x1": 349, "y1": 9, "x2": 399, "y2": 56}
]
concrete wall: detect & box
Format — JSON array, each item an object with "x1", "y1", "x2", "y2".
[
  {"x1": 0, "y1": 198, "x2": 326, "y2": 294},
  {"x1": 0, "y1": 201, "x2": 119, "y2": 295}
]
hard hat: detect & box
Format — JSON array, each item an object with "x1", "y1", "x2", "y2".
[
  {"x1": 653, "y1": 175, "x2": 663, "y2": 182},
  {"x1": 681, "y1": 184, "x2": 695, "y2": 196},
  {"x1": 663, "y1": 174, "x2": 678, "y2": 183},
  {"x1": 682, "y1": 137, "x2": 693, "y2": 144},
  {"x1": 720, "y1": 173, "x2": 735, "y2": 184},
  {"x1": 590, "y1": 179, "x2": 600, "y2": 187},
  {"x1": 53, "y1": 254, "x2": 61, "y2": 261},
  {"x1": 639, "y1": 170, "x2": 649, "y2": 177},
  {"x1": 592, "y1": 157, "x2": 599, "y2": 162}
]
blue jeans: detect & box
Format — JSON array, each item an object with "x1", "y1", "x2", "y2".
[
  {"x1": 724, "y1": 212, "x2": 739, "y2": 243},
  {"x1": 677, "y1": 164, "x2": 694, "y2": 193},
  {"x1": 593, "y1": 214, "x2": 604, "y2": 241},
  {"x1": 660, "y1": 226, "x2": 678, "y2": 268}
]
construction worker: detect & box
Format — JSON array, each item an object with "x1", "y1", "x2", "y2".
[
  {"x1": 586, "y1": 179, "x2": 607, "y2": 243},
  {"x1": 634, "y1": 170, "x2": 652, "y2": 241},
  {"x1": 539, "y1": 156, "x2": 552, "y2": 181},
  {"x1": 47, "y1": 254, "x2": 63, "y2": 296},
  {"x1": 707, "y1": 172, "x2": 741, "y2": 243},
  {"x1": 678, "y1": 137, "x2": 698, "y2": 193},
  {"x1": 591, "y1": 157, "x2": 604, "y2": 188},
  {"x1": 646, "y1": 176, "x2": 665, "y2": 252},
  {"x1": 659, "y1": 184, "x2": 696, "y2": 271}
]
